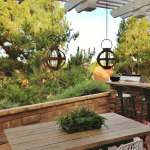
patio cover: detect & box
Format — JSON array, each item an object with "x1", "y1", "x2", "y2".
[
  {"x1": 58, "y1": 0, "x2": 150, "y2": 22},
  {"x1": 3, "y1": 0, "x2": 150, "y2": 21}
]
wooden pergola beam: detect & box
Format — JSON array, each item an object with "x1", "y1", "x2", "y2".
[
  {"x1": 75, "y1": 0, "x2": 97, "y2": 13},
  {"x1": 111, "y1": 0, "x2": 150, "y2": 18},
  {"x1": 64, "y1": 0, "x2": 85, "y2": 11}
]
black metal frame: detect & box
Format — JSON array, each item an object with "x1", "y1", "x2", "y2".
[
  {"x1": 114, "y1": 85, "x2": 137, "y2": 118},
  {"x1": 140, "y1": 87, "x2": 150, "y2": 121}
]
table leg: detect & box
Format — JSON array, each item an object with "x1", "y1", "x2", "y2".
[
  {"x1": 121, "y1": 98, "x2": 124, "y2": 116},
  {"x1": 147, "y1": 103, "x2": 150, "y2": 121}
]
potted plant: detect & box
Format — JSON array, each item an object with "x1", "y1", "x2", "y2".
[
  {"x1": 55, "y1": 107, "x2": 107, "y2": 134},
  {"x1": 110, "y1": 72, "x2": 121, "y2": 82}
]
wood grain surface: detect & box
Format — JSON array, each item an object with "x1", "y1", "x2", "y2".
[
  {"x1": 4, "y1": 113, "x2": 150, "y2": 150},
  {"x1": 106, "y1": 81, "x2": 150, "y2": 88}
]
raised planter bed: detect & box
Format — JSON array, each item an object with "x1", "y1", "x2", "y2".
[
  {"x1": 56, "y1": 107, "x2": 106, "y2": 134},
  {"x1": 61, "y1": 123, "x2": 101, "y2": 134}
]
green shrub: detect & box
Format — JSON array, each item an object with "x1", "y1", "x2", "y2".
[
  {"x1": 4, "y1": 83, "x2": 47, "y2": 106},
  {"x1": 48, "y1": 80, "x2": 110, "y2": 101},
  {"x1": 0, "y1": 99, "x2": 19, "y2": 110}
]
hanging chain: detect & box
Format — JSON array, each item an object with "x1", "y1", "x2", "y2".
[
  {"x1": 106, "y1": 1, "x2": 108, "y2": 39},
  {"x1": 51, "y1": 0, "x2": 54, "y2": 35}
]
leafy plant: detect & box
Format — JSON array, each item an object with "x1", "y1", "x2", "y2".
[
  {"x1": 110, "y1": 72, "x2": 121, "y2": 77},
  {"x1": 56, "y1": 107, "x2": 107, "y2": 129},
  {"x1": 48, "y1": 80, "x2": 110, "y2": 101}
]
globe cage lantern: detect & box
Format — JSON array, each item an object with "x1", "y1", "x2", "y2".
[
  {"x1": 41, "y1": 45, "x2": 66, "y2": 71},
  {"x1": 96, "y1": 2, "x2": 117, "y2": 69},
  {"x1": 97, "y1": 39, "x2": 117, "y2": 69}
]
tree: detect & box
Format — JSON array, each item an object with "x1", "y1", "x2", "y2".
[
  {"x1": 68, "y1": 46, "x2": 95, "y2": 67},
  {"x1": 0, "y1": 0, "x2": 78, "y2": 71},
  {"x1": 115, "y1": 17, "x2": 150, "y2": 76}
]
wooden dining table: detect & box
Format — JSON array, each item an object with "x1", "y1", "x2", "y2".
[{"x1": 4, "y1": 112, "x2": 150, "y2": 150}]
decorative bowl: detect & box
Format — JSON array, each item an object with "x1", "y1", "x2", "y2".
[{"x1": 110, "y1": 77, "x2": 120, "y2": 82}]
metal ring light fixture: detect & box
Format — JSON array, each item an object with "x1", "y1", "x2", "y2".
[{"x1": 97, "y1": 2, "x2": 117, "y2": 69}]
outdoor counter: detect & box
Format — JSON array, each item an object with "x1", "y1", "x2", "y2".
[
  {"x1": 106, "y1": 80, "x2": 150, "y2": 119},
  {"x1": 106, "y1": 80, "x2": 150, "y2": 88}
]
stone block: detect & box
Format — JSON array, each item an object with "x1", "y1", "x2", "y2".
[
  {"x1": 23, "y1": 114, "x2": 40, "y2": 125},
  {"x1": 54, "y1": 105, "x2": 66, "y2": 110},
  {"x1": 0, "y1": 110, "x2": 9, "y2": 117},
  {"x1": 2, "y1": 122, "x2": 10, "y2": 129},
  {"x1": 0, "y1": 124, "x2": 2, "y2": 130},
  {"x1": 75, "y1": 101, "x2": 87, "y2": 106},
  {"x1": 67, "y1": 106, "x2": 78, "y2": 113},
  {"x1": 0, "y1": 115, "x2": 13, "y2": 123},
  {"x1": 8, "y1": 106, "x2": 27, "y2": 115},
  {"x1": 58, "y1": 108, "x2": 68, "y2": 115},
  {"x1": 28, "y1": 110, "x2": 40, "y2": 116},
  {"x1": 63, "y1": 97, "x2": 77, "y2": 103},
  {"x1": 9, "y1": 119, "x2": 23, "y2": 127},
  {"x1": 86, "y1": 103, "x2": 95, "y2": 109},
  {"x1": 26, "y1": 104, "x2": 41, "y2": 111},
  {"x1": 98, "y1": 100, "x2": 109, "y2": 106},
  {"x1": 96, "y1": 108, "x2": 110, "y2": 114},
  {"x1": 39, "y1": 108, "x2": 49, "y2": 114},
  {"x1": 40, "y1": 116, "x2": 58, "y2": 123},
  {"x1": 41, "y1": 111, "x2": 59, "y2": 120},
  {"x1": 12, "y1": 112, "x2": 30, "y2": 120},
  {"x1": 40, "y1": 102, "x2": 53, "y2": 108},
  {"x1": 76, "y1": 96, "x2": 86, "y2": 101},
  {"x1": 66, "y1": 103, "x2": 76, "y2": 108},
  {"x1": 87, "y1": 99, "x2": 95, "y2": 104},
  {"x1": 47, "y1": 107, "x2": 55, "y2": 112}
]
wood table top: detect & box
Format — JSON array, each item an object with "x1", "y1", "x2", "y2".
[
  {"x1": 4, "y1": 113, "x2": 150, "y2": 150},
  {"x1": 106, "y1": 81, "x2": 150, "y2": 88}
]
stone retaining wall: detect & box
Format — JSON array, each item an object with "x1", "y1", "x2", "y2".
[{"x1": 0, "y1": 92, "x2": 111, "y2": 131}]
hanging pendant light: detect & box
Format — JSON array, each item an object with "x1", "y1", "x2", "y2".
[
  {"x1": 97, "y1": 39, "x2": 117, "y2": 69},
  {"x1": 41, "y1": 45, "x2": 66, "y2": 71},
  {"x1": 97, "y1": 2, "x2": 117, "y2": 69},
  {"x1": 41, "y1": 0, "x2": 66, "y2": 71}
]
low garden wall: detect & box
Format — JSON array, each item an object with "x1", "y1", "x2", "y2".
[{"x1": 0, "y1": 92, "x2": 111, "y2": 131}]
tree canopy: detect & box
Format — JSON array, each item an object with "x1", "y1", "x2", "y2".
[
  {"x1": 0, "y1": 0, "x2": 79, "y2": 74},
  {"x1": 115, "y1": 17, "x2": 150, "y2": 76},
  {"x1": 0, "y1": 0, "x2": 77, "y2": 60}
]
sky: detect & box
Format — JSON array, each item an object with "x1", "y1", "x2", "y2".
[{"x1": 65, "y1": 8, "x2": 122, "y2": 60}]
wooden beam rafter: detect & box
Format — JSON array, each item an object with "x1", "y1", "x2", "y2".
[
  {"x1": 111, "y1": 0, "x2": 150, "y2": 18},
  {"x1": 64, "y1": 0, "x2": 85, "y2": 11},
  {"x1": 75, "y1": 0, "x2": 97, "y2": 13}
]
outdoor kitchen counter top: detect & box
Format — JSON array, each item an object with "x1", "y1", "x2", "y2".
[{"x1": 106, "y1": 81, "x2": 150, "y2": 88}]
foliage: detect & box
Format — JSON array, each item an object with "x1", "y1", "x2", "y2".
[
  {"x1": 115, "y1": 17, "x2": 150, "y2": 76},
  {"x1": 0, "y1": 65, "x2": 100, "y2": 108},
  {"x1": 0, "y1": 57, "x2": 26, "y2": 76},
  {"x1": 110, "y1": 72, "x2": 121, "y2": 77},
  {"x1": 0, "y1": 81, "x2": 20, "y2": 109},
  {"x1": 49, "y1": 80, "x2": 110, "y2": 101},
  {"x1": 0, "y1": 0, "x2": 78, "y2": 72},
  {"x1": 56, "y1": 107, "x2": 107, "y2": 128},
  {"x1": 0, "y1": 99, "x2": 19, "y2": 110},
  {"x1": 3, "y1": 81, "x2": 47, "y2": 106},
  {"x1": 0, "y1": 74, "x2": 109, "y2": 109},
  {"x1": 68, "y1": 47, "x2": 95, "y2": 67}
]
